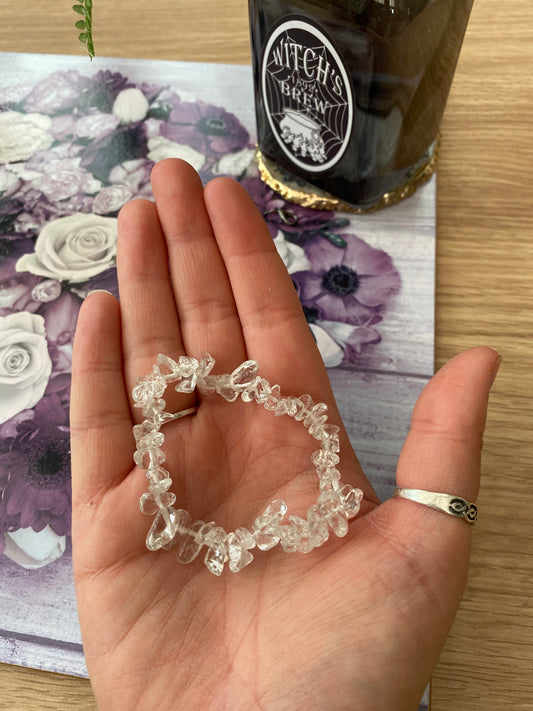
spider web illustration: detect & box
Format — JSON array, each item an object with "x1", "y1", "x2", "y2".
[{"x1": 264, "y1": 29, "x2": 352, "y2": 166}]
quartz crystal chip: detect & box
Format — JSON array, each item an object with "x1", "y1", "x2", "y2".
[
  {"x1": 202, "y1": 525, "x2": 227, "y2": 549},
  {"x1": 198, "y1": 352, "x2": 215, "y2": 377},
  {"x1": 230, "y1": 360, "x2": 259, "y2": 388},
  {"x1": 197, "y1": 521, "x2": 215, "y2": 540},
  {"x1": 317, "y1": 491, "x2": 349, "y2": 537},
  {"x1": 252, "y1": 378, "x2": 272, "y2": 404},
  {"x1": 253, "y1": 500, "x2": 287, "y2": 550},
  {"x1": 227, "y1": 532, "x2": 254, "y2": 573},
  {"x1": 240, "y1": 377, "x2": 260, "y2": 402},
  {"x1": 287, "y1": 515, "x2": 313, "y2": 553},
  {"x1": 132, "y1": 376, "x2": 165, "y2": 403},
  {"x1": 307, "y1": 505, "x2": 329, "y2": 547},
  {"x1": 215, "y1": 374, "x2": 240, "y2": 402},
  {"x1": 303, "y1": 403, "x2": 328, "y2": 428},
  {"x1": 203, "y1": 525, "x2": 228, "y2": 575},
  {"x1": 292, "y1": 397, "x2": 308, "y2": 421},
  {"x1": 278, "y1": 523, "x2": 301, "y2": 553},
  {"x1": 175, "y1": 374, "x2": 197, "y2": 393},
  {"x1": 178, "y1": 355, "x2": 199, "y2": 376},
  {"x1": 253, "y1": 529, "x2": 280, "y2": 551},
  {"x1": 162, "y1": 508, "x2": 192, "y2": 550},
  {"x1": 320, "y1": 425, "x2": 340, "y2": 453},
  {"x1": 141, "y1": 399, "x2": 165, "y2": 420},
  {"x1": 311, "y1": 449, "x2": 340, "y2": 474},
  {"x1": 263, "y1": 384, "x2": 281, "y2": 411},
  {"x1": 318, "y1": 467, "x2": 341, "y2": 492},
  {"x1": 298, "y1": 394, "x2": 314, "y2": 412},
  {"x1": 134, "y1": 446, "x2": 165, "y2": 469},
  {"x1": 283, "y1": 398, "x2": 300, "y2": 418},
  {"x1": 175, "y1": 518, "x2": 203, "y2": 564},
  {"x1": 308, "y1": 418, "x2": 328, "y2": 438},
  {"x1": 338, "y1": 484, "x2": 363, "y2": 519},
  {"x1": 204, "y1": 545, "x2": 227, "y2": 576},
  {"x1": 260, "y1": 499, "x2": 288, "y2": 522},
  {"x1": 146, "y1": 507, "x2": 178, "y2": 551},
  {"x1": 139, "y1": 490, "x2": 176, "y2": 515},
  {"x1": 146, "y1": 466, "x2": 172, "y2": 493},
  {"x1": 197, "y1": 374, "x2": 216, "y2": 394},
  {"x1": 133, "y1": 421, "x2": 158, "y2": 443},
  {"x1": 136, "y1": 430, "x2": 165, "y2": 451},
  {"x1": 156, "y1": 353, "x2": 179, "y2": 376},
  {"x1": 234, "y1": 527, "x2": 256, "y2": 550},
  {"x1": 274, "y1": 398, "x2": 290, "y2": 417}
]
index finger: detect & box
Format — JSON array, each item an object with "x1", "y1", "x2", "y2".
[{"x1": 203, "y1": 177, "x2": 328, "y2": 395}]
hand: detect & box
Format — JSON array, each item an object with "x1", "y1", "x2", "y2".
[{"x1": 71, "y1": 159, "x2": 500, "y2": 711}]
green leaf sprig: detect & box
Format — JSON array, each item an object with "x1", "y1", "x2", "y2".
[{"x1": 73, "y1": 0, "x2": 95, "y2": 60}]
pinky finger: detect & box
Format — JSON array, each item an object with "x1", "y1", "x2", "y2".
[{"x1": 70, "y1": 292, "x2": 133, "y2": 506}]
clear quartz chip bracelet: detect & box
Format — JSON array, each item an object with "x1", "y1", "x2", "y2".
[{"x1": 132, "y1": 353, "x2": 363, "y2": 576}]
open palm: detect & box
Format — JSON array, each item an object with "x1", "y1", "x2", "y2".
[{"x1": 71, "y1": 159, "x2": 499, "y2": 711}]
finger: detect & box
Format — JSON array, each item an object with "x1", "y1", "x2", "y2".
[
  {"x1": 150, "y1": 159, "x2": 246, "y2": 371},
  {"x1": 374, "y1": 347, "x2": 501, "y2": 606},
  {"x1": 117, "y1": 197, "x2": 195, "y2": 416},
  {"x1": 203, "y1": 176, "x2": 328, "y2": 394},
  {"x1": 70, "y1": 292, "x2": 133, "y2": 501},
  {"x1": 396, "y1": 346, "x2": 501, "y2": 501},
  {"x1": 204, "y1": 177, "x2": 379, "y2": 505}
]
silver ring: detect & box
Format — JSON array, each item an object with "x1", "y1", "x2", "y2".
[
  {"x1": 393, "y1": 488, "x2": 478, "y2": 524},
  {"x1": 169, "y1": 406, "x2": 198, "y2": 421}
]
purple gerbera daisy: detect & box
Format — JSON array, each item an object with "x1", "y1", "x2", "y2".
[
  {"x1": 241, "y1": 177, "x2": 339, "y2": 240},
  {"x1": 162, "y1": 100, "x2": 250, "y2": 156},
  {"x1": 293, "y1": 234, "x2": 401, "y2": 325},
  {"x1": 1, "y1": 395, "x2": 71, "y2": 537}
]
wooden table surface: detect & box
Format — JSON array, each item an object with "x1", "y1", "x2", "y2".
[{"x1": 1, "y1": 1, "x2": 532, "y2": 709}]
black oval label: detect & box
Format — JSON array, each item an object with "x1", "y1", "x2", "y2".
[{"x1": 261, "y1": 16, "x2": 353, "y2": 173}]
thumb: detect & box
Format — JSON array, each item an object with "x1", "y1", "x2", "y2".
[
  {"x1": 374, "y1": 346, "x2": 500, "y2": 656},
  {"x1": 396, "y1": 346, "x2": 501, "y2": 505}
]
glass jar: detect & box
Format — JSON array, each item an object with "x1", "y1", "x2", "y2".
[{"x1": 249, "y1": 0, "x2": 474, "y2": 212}]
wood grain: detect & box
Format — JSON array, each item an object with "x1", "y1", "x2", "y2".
[{"x1": 0, "y1": 0, "x2": 532, "y2": 709}]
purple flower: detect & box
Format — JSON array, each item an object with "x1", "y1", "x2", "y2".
[
  {"x1": 313, "y1": 319, "x2": 383, "y2": 364},
  {"x1": 81, "y1": 124, "x2": 149, "y2": 182},
  {"x1": 28, "y1": 157, "x2": 102, "y2": 202},
  {"x1": 241, "y1": 177, "x2": 346, "y2": 242},
  {"x1": 40, "y1": 291, "x2": 81, "y2": 373},
  {"x1": 79, "y1": 71, "x2": 132, "y2": 114},
  {"x1": 293, "y1": 234, "x2": 401, "y2": 325},
  {"x1": 73, "y1": 267, "x2": 119, "y2": 300},
  {"x1": 1, "y1": 395, "x2": 71, "y2": 536},
  {"x1": 162, "y1": 100, "x2": 250, "y2": 157},
  {"x1": 24, "y1": 71, "x2": 92, "y2": 114}
]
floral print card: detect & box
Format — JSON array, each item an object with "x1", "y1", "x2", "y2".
[{"x1": 0, "y1": 52, "x2": 433, "y2": 707}]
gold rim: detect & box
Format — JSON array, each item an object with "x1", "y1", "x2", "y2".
[{"x1": 255, "y1": 138, "x2": 439, "y2": 214}]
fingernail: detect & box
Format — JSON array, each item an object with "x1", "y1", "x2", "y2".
[
  {"x1": 87, "y1": 289, "x2": 113, "y2": 297},
  {"x1": 489, "y1": 354, "x2": 502, "y2": 387}
]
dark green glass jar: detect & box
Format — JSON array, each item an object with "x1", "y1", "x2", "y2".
[{"x1": 249, "y1": 0, "x2": 474, "y2": 212}]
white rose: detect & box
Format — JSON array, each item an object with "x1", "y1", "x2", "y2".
[
  {"x1": 2, "y1": 526, "x2": 66, "y2": 569},
  {"x1": 93, "y1": 184, "x2": 134, "y2": 214},
  {"x1": 214, "y1": 148, "x2": 255, "y2": 176},
  {"x1": 76, "y1": 112, "x2": 120, "y2": 139},
  {"x1": 30, "y1": 158, "x2": 102, "y2": 201},
  {"x1": 16, "y1": 213, "x2": 118, "y2": 283},
  {"x1": 0, "y1": 167, "x2": 21, "y2": 197},
  {"x1": 0, "y1": 312, "x2": 52, "y2": 425},
  {"x1": 113, "y1": 88, "x2": 150, "y2": 124},
  {"x1": 147, "y1": 136, "x2": 206, "y2": 171},
  {"x1": 0, "y1": 111, "x2": 54, "y2": 164},
  {"x1": 273, "y1": 231, "x2": 312, "y2": 274},
  {"x1": 309, "y1": 323, "x2": 344, "y2": 368}
]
